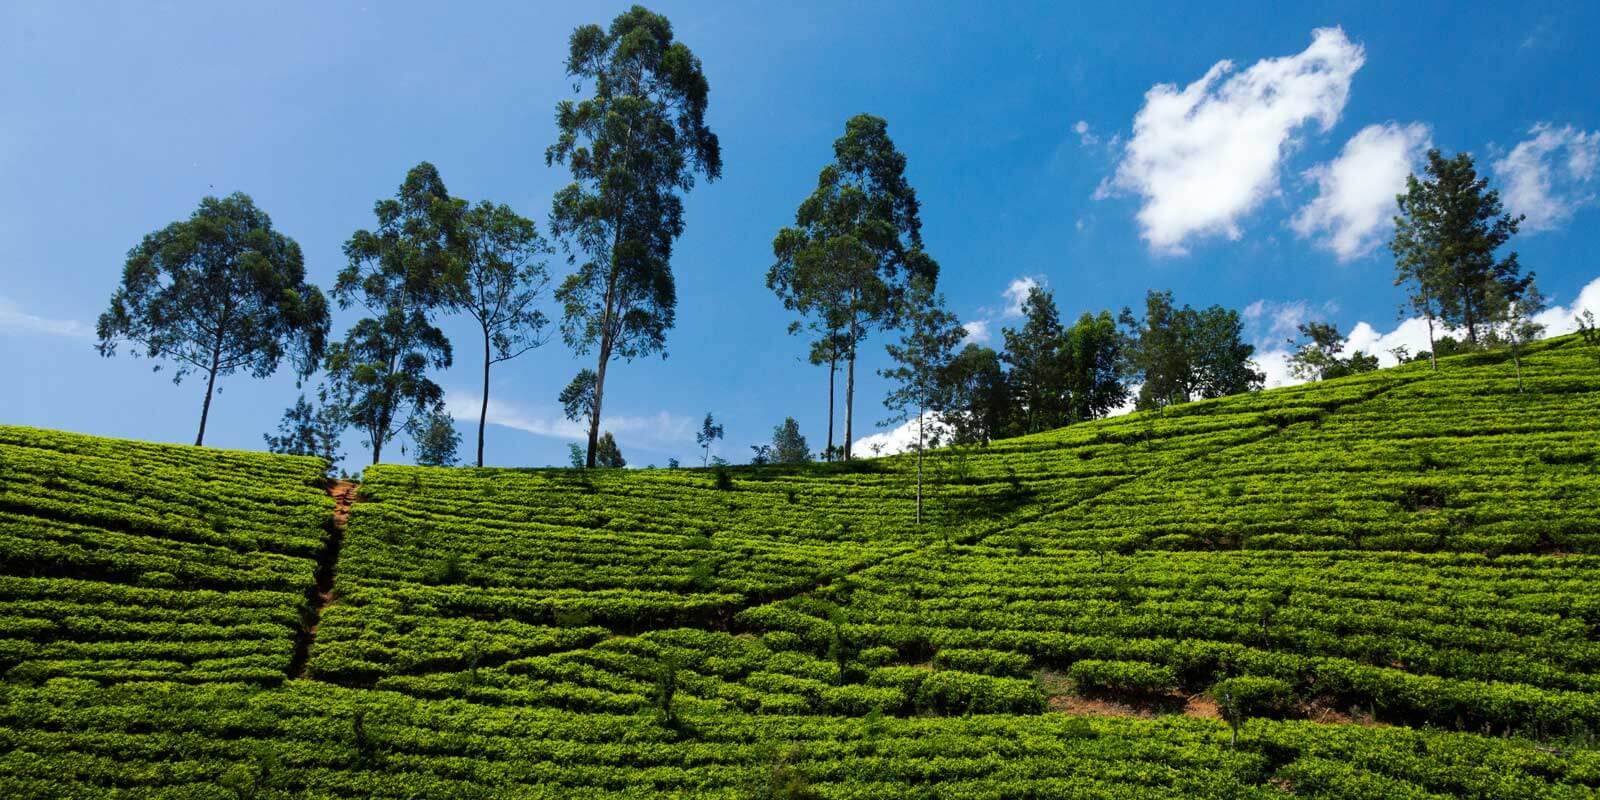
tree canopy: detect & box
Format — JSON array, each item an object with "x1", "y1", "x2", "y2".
[
  {"x1": 96, "y1": 193, "x2": 330, "y2": 446},
  {"x1": 547, "y1": 5, "x2": 720, "y2": 468}
]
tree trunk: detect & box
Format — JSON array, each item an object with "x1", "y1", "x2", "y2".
[
  {"x1": 844, "y1": 348, "x2": 855, "y2": 460},
  {"x1": 195, "y1": 334, "x2": 224, "y2": 446},
  {"x1": 915, "y1": 404, "x2": 923, "y2": 527},
  {"x1": 1425, "y1": 313, "x2": 1438, "y2": 372},
  {"x1": 1512, "y1": 340, "x2": 1524, "y2": 393},
  {"x1": 587, "y1": 339, "x2": 612, "y2": 469},
  {"x1": 195, "y1": 366, "x2": 218, "y2": 446},
  {"x1": 372, "y1": 429, "x2": 383, "y2": 465},
  {"x1": 826, "y1": 352, "x2": 836, "y2": 461},
  {"x1": 477, "y1": 325, "x2": 490, "y2": 468}
]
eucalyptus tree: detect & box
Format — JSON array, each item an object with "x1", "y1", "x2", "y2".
[
  {"x1": 327, "y1": 163, "x2": 455, "y2": 465},
  {"x1": 881, "y1": 278, "x2": 964, "y2": 526},
  {"x1": 96, "y1": 193, "x2": 329, "y2": 446},
  {"x1": 444, "y1": 201, "x2": 552, "y2": 466},
  {"x1": 546, "y1": 6, "x2": 721, "y2": 468},
  {"x1": 1287, "y1": 321, "x2": 1378, "y2": 381},
  {"x1": 769, "y1": 114, "x2": 932, "y2": 459},
  {"x1": 1392, "y1": 150, "x2": 1528, "y2": 350}
]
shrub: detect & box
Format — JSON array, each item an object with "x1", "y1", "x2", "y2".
[
  {"x1": 1210, "y1": 675, "x2": 1295, "y2": 719},
  {"x1": 1067, "y1": 659, "x2": 1176, "y2": 696},
  {"x1": 914, "y1": 670, "x2": 1045, "y2": 715},
  {"x1": 933, "y1": 648, "x2": 1032, "y2": 678}
]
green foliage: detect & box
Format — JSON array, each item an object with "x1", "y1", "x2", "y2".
[
  {"x1": 262, "y1": 392, "x2": 345, "y2": 473},
  {"x1": 411, "y1": 411, "x2": 460, "y2": 468},
  {"x1": 1392, "y1": 149, "x2": 1528, "y2": 347},
  {"x1": 770, "y1": 417, "x2": 812, "y2": 464},
  {"x1": 1068, "y1": 659, "x2": 1178, "y2": 696},
  {"x1": 768, "y1": 113, "x2": 932, "y2": 460},
  {"x1": 594, "y1": 432, "x2": 625, "y2": 469},
  {"x1": 327, "y1": 162, "x2": 456, "y2": 465},
  {"x1": 1287, "y1": 321, "x2": 1380, "y2": 381},
  {"x1": 96, "y1": 192, "x2": 330, "y2": 446},
  {"x1": 1122, "y1": 289, "x2": 1264, "y2": 410},
  {"x1": 547, "y1": 6, "x2": 719, "y2": 468},
  {"x1": 696, "y1": 412, "x2": 724, "y2": 466},
  {"x1": 1211, "y1": 675, "x2": 1295, "y2": 719}
]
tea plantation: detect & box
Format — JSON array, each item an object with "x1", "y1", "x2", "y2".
[{"x1": 2, "y1": 335, "x2": 1599, "y2": 797}]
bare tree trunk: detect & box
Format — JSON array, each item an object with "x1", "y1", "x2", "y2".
[
  {"x1": 844, "y1": 349, "x2": 855, "y2": 461},
  {"x1": 826, "y1": 352, "x2": 836, "y2": 461},
  {"x1": 1425, "y1": 314, "x2": 1438, "y2": 372},
  {"x1": 477, "y1": 326, "x2": 490, "y2": 468},
  {"x1": 587, "y1": 343, "x2": 610, "y2": 469},
  {"x1": 195, "y1": 366, "x2": 217, "y2": 446},
  {"x1": 915, "y1": 405, "x2": 923, "y2": 526},
  {"x1": 1512, "y1": 340, "x2": 1524, "y2": 393}
]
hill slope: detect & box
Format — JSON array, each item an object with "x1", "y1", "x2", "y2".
[{"x1": 1, "y1": 334, "x2": 1598, "y2": 797}]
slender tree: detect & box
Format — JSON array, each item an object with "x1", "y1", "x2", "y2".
[
  {"x1": 881, "y1": 278, "x2": 963, "y2": 527},
  {"x1": 1001, "y1": 286, "x2": 1069, "y2": 434},
  {"x1": 96, "y1": 193, "x2": 330, "y2": 446},
  {"x1": 547, "y1": 6, "x2": 721, "y2": 468},
  {"x1": 444, "y1": 200, "x2": 553, "y2": 467},
  {"x1": 327, "y1": 163, "x2": 455, "y2": 465},
  {"x1": 1495, "y1": 281, "x2": 1545, "y2": 393},
  {"x1": 1392, "y1": 149, "x2": 1528, "y2": 348},
  {"x1": 770, "y1": 114, "x2": 932, "y2": 460},
  {"x1": 696, "y1": 412, "x2": 724, "y2": 467}
]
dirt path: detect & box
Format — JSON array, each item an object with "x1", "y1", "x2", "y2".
[{"x1": 287, "y1": 480, "x2": 357, "y2": 679}]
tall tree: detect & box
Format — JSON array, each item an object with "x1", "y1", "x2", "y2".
[
  {"x1": 547, "y1": 6, "x2": 721, "y2": 468},
  {"x1": 1000, "y1": 286, "x2": 1069, "y2": 434},
  {"x1": 328, "y1": 163, "x2": 455, "y2": 465},
  {"x1": 443, "y1": 200, "x2": 553, "y2": 467},
  {"x1": 942, "y1": 343, "x2": 1009, "y2": 445},
  {"x1": 1391, "y1": 149, "x2": 1528, "y2": 348},
  {"x1": 1122, "y1": 290, "x2": 1262, "y2": 410},
  {"x1": 881, "y1": 278, "x2": 963, "y2": 527},
  {"x1": 770, "y1": 417, "x2": 812, "y2": 464},
  {"x1": 769, "y1": 114, "x2": 932, "y2": 460},
  {"x1": 96, "y1": 193, "x2": 330, "y2": 446},
  {"x1": 1063, "y1": 310, "x2": 1128, "y2": 423},
  {"x1": 696, "y1": 412, "x2": 724, "y2": 466}
]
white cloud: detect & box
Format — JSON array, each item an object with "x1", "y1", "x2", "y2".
[
  {"x1": 999, "y1": 276, "x2": 1040, "y2": 318},
  {"x1": 1074, "y1": 120, "x2": 1099, "y2": 146},
  {"x1": 852, "y1": 411, "x2": 951, "y2": 457},
  {"x1": 1292, "y1": 122, "x2": 1432, "y2": 260},
  {"x1": 959, "y1": 319, "x2": 991, "y2": 346},
  {"x1": 1103, "y1": 27, "x2": 1365, "y2": 254},
  {"x1": 1532, "y1": 275, "x2": 1600, "y2": 335},
  {"x1": 0, "y1": 298, "x2": 94, "y2": 339},
  {"x1": 1494, "y1": 123, "x2": 1600, "y2": 232},
  {"x1": 444, "y1": 393, "x2": 694, "y2": 450}
]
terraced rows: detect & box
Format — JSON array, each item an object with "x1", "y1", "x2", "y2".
[
  {"x1": 2, "y1": 680, "x2": 1596, "y2": 799},
  {"x1": 0, "y1": 426, "x2": 331, "y2": 686}
]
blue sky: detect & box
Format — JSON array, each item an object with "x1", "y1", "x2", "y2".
[{"x1": 4, "y1": 1, "x2": 1598, "y2": 467}]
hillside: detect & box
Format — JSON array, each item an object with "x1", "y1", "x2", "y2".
[{"x1": 1, "y1": 335, "x2": 1598, "y2": 797}]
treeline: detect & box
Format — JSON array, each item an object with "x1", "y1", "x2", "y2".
[{"x1": 93, "y1": 8, "x2": 1556, "y2": 472}]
